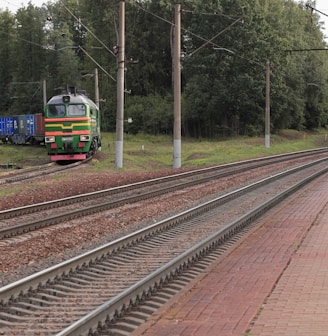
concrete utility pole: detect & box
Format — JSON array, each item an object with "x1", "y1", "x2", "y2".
[
  {"x1": 43, "y1": 80, "x2": 47, "y2": 107},
  {"x1": 173, "y1": 4, "x2": 181, "y2": 169},
  {"x1": 116, "y1": 0, "x2": 125, "y2": 168},
  {"x1": 94, "y1": 68, "x2": 99, "y2": 108},
  {"x1": 265, "y1": 61, "x2": 270, "y2": 148}
]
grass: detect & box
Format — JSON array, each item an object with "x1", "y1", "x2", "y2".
[
  {"x1": 0, "y1": 185, "x2": 26, "y2": 197},
  {"x1": 0, "y1": 129, "x2": 328, "y2": 172},
  {"x1": 92, "y1": 129, "x2": 328, "y2": 171},
  {"x1": 0, "y1": 144, "x2": 49, "y2": 168}
]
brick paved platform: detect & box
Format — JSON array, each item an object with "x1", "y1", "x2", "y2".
[{"x1": 132, "y1": 174, "x2": 328, "y2": 336}]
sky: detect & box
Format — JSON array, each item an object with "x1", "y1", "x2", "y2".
[
  {"x1": 1, "y1": 0, "x2": 51, "y2": 13},
  {"x1": 1, "y1": 0, "x2": 328, "y2": 39},
  {"x1": 311, "y1": 0, "x2": 328, "y2": 40}
]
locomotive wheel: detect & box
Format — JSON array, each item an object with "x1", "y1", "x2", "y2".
[{"x1": 87, "y1": 138, "x2": 98, "y2": 158}]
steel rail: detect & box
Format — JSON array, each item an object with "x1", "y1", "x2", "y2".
[
  {"x1": 0, "y1": 160, "x2": 327, "y2": 335},
  {"x1": 1, "y1": 158, "x2": 327, "y2": 306},
  {"x1": 0, "y1": 148, "x2": 326, "y2": 187},
  {"x1": 0, "y1": 157, "x2": 91, "y2": 185},
  {"x1": 0, "y1": 150, "x2": 327, "y2": 239},
  {"x1": 58, "y1": 163, "x2": 328, "y2": 336},
  {"x1": 0, "y1": 156, "x2": 323, "y2": 240},
  {"x1": 1, "y1": 148, "x2": 327, "y2": 219},
  {"x1": 0, "y1": 155, "x2": 327, "y2": 239}
]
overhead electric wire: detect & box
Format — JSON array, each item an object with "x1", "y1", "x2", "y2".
[
  {"x1": 2, "y1": 0, "x2": 265, "y2": 70},
  {"x1": 2, "y1": 1, "x2": 267, "y2": 75},
  {"x1": 58, "y1": 0, "x2": 118, "y2": 80},
  {"x1": 181, "y1": 8, "x2": 240, "y2": 21},
  {"x1": 1, "y1": 0, "x2": 20, "y2": 12},
  {"x1": 286, "y1": 48, "x2": 328, "y2": 52},
  {"x1": 132, "y1": 1, "x2": 222, "y2": 47},
  {"x1": 187, "y1": 17, "x2": 242, "y2": 58},
  {"x1": 306, "y1": 3, "x2": 328, "y2": 18},
  {"x1": 132, "y1": 1, "x2": 173, "y2": 26},
  {"x1": 60, "y1": 1, "x2": 116, "y2": 58},
  {"x1": 0, "y1": 28, "x2": 47, "y2": 49},
  {"x1": 78, "y1": 45, "x2": 116, "y2": 81},
  {"x1": 133, "y1": 1, "x2": 265, "y2": 68},
  {"x1": 0, "y1": 2, "x2": 117, "y2": 82}
]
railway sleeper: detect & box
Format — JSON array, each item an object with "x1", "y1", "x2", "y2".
[
  {"x1": 37, "y1": 288, "x2": 67, "y2": 298},
  {"x1": 23, "y1": 297, "x2": 51, "y2": 307},
  {"x1": 0, "y1": 311, "x2": 33, "y2": 322},
  {"x1": 59, "y1": 280, "x2": 85, "y2": 289},
  {"x1": 120, "y1": 315, "x2": 145, "y2": 326}
]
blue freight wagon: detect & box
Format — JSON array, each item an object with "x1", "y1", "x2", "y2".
[{"x1": 0, "y1": 114, "x2": 44, "y2": 144}]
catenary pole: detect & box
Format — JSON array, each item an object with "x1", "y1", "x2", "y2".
[
  {"x1": 173, "y1": 4, "x2": 181, "y2": 169},
  {"x1": 94, "y1": 68, "x2": 99, "y2": 108},
  {"x1": 43, "y1": 79, "x2": 47, "y2": 107},
  {"x1": 116, "y1": 0, "x2": 125, "y2": 168},
  {"x1": 265, "y1": 61, "x2": 270, "y2": 148}
]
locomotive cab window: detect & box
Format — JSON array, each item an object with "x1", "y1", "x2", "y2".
[
  {"x1": 68, "y1": 104, "x2": 86, "y2": 116},
  {"x1": 48, "y1": 105, "x2": 65, "y2": 117}
]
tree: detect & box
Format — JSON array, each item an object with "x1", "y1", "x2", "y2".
[
  {"x1": 0, "y1": 0, "x2": 328, "y2": 137},
  {"x1": 0, "y1": 10, "x2": 15, "y2": 113},
  {"x1": 9, "y1": 4, "x2": 47, "y2": 114}
]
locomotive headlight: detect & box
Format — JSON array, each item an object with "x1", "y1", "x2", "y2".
[
  {"x1": 45, "y1": 136, "x2": 55, "y2": 143},
  {"x1": 80, "y1": 135, "x2": 90, "y2": 141}
]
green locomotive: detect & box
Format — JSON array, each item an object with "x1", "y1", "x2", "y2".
[{"x1": 44, "y1": 90, "x2": 101, "y2": 161}]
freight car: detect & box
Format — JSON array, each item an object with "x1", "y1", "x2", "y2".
[
  {"x1": 0, "y1": 113, "x2": 45, "y2": 145},
  {"x1": 44, "y1": 91, "x2": 101, "y2": 161}
]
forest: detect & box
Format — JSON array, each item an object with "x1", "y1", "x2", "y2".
[{"x1": 0, "y1": 0, "x2": 328, "y2": 138}]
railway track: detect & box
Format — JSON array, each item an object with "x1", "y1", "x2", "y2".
[
  {"x1": 0, "y1": 157, "x2": 327, "y2": 335},
  {"x1": 0, "y1": 158, "x2": 91, "y2": 185},
  {"x1": 0, "y1": 149, "x2": 327, "y2": 241}
]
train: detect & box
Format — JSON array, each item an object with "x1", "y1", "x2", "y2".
[
  {"x1": 0, "y1": 89, "x2": 101, "y2": 162},
  {"x1": 44, "y1": 90, "x2": 101, "y2": 161}
]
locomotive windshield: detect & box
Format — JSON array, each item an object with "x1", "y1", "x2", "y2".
[
  {"x1": 48, "y1": 105, "x2": 65, "y2": 117},
  {"x1": 68, "y1": 104, "x2": 86, "y2": 116},
  {"x1": 47, "y1": 104, "x2": 86, "y2": 117}
]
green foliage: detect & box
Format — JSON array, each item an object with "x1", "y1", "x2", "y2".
[
  {"x1": 0, "y1": 11, "x2": 15, "y2": 112},
  {"x1": 0, "y1": 0, "x2": 328, "y2": 139},
  {"x1": 125, "y1": 94, "x2": 173, "y2": 135}
]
